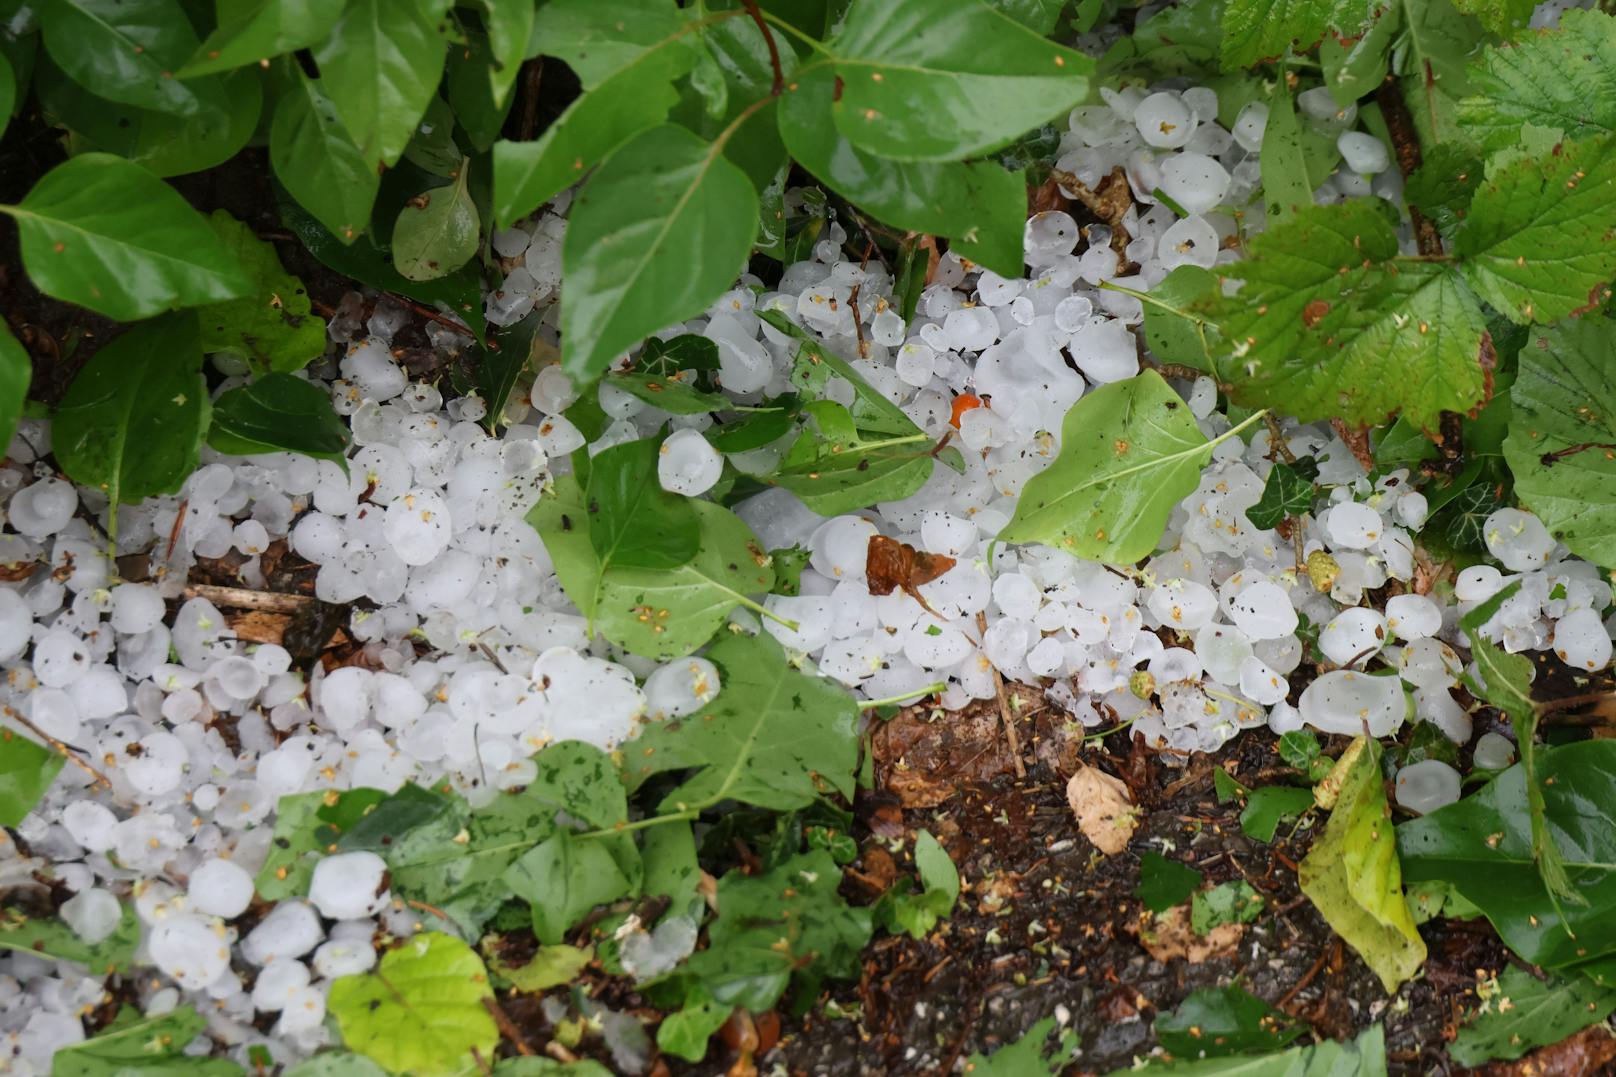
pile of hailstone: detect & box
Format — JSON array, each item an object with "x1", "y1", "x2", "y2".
[{"x1": 3, "y1": 67, "x2": 1615, "y2": 1075}]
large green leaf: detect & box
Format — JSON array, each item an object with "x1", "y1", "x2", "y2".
[
  {"x1": 392, "y1": 166, "x2": 480, "y2": 282},
  {"x1": 560, "y1": 123, "x2": 757, "y2": 382},
  {"x1": 0, "y1": 50, "x2": 12, "y2": 137},
  {"x1": 1222, "y1": 0, "x2": 1376, "y2": 67},
  {"x1": 1098, "y1": 1025, "x2": 1387, "y2": 1075},
  {"x1": 0, "y1": 902, "x2": 139, "y2": 974},
  {"x1": 998, "y1": 371, "x2": 1231, "y2": 563},
  {"x1": 328, "y1": 933, "x2": 498, "y2": 1077},
  {"x1": 1156, "y1": 986, "x2": 1305, "y2": 1058},
  {"x1": 526, "y1": 0, "x2": 692, "y2": 89},
  {"x1": 1298, "y1": 738, "x2": 1426, "y2": 993},
  {"x1": 777, "y1": 65, "x2": 1026, "y2": 277},
  {"x1": 826, "y1": 0, "x2": 1091, "y2": 162},
  {"x1": 0, "y1": 729, "x2": 63, "y2": 827},
  {"x1": 1259, "y1": 76, "x2": 1335, "y2": 222},
  {"x1": 585, "y1": 437, "x2": 701, "y2": 571},
  {"x1": 1397, "y1": 0, "x2": 1482, "y2": 151},
  {"x1": 53, "y1": 313, "x2": 208, "y2": 508},
  {"x1": 1459, "y1": 9, "x2": 1616, "y2": 151},
  {"x1": 1321, "y1": 4, "x2": 1399, "y2": 106},
  {"x1": 1503, "y1": 320, "x2": 1616, "y2": 566},
  {"x1": 53, "y1": 1008, "x2": 242, "y2": 1077},
  {"x1": 270, "y1": 66, "x2": 382, "y2": 243},
  {"x1": 3, "y1": 153, "x2": 250, "y2": 320},
  {"x1": 1190, "y1": 200, "x2": 1488, "y2": 428},
  {"x1": 312, "y1": 0, "x2": 449, "y2": 168},
  {"x1": 502, "y1": 830, "x2": 635, "y2": 944},
  {"x1": 37, "y1": 0, "x2": 203, "y2": 115},
  {"x1": 181, "y1": 0, "x2": 345, "y2": 76},
  {"x1": 0, "y1": 322, "x2": 31, "y2": 455},
  {"x1": 1451, "y1": 967, "x2": 1616, "y2": 1067},
  {"x1": 210, "y1": 374, "x2": 350, "y2": 463},
  {"x1": 1399, "y1": 741, "x2": 1616, "y2": 982},
  {"x1": 445, "y1": 27, "x2": 514, "y2": 152},
  {"x1": 196, "y1": 211, "x2": 326, "y2": 372},
  {"x1": 472, "y1": 0, "x2": 533, "y2": 106},
  {"x1": 626, "y1": 629, "x2": 860, "y2": 812},
  {"x1": 1454, "y1": 137, "x2": 1616, "y2": 325}
]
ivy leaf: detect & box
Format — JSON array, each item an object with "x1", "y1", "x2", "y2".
[
  {"x1": 1503, "y1": 321, "x2": 1616, "y2": 566},
  {"x1": 181, "y1": 0, "x2": 345, "y2": 76},
  {"x1": 209, "y1": 373, "x2": 351, "y2": 463},
  {"x1": 328, "y1": 933, "x2": 498, "y2": 1077},
  {"x1": 0, "y1": 323, "x2": 31, "y2": 456},
  {"x1": 1454, "y1": 137, "x2": 1616, "y2": 325},
  {"x1": 1432, "y1": 479, "x2": 1497, "y2": 554},
  {"x1": 1191, "y1": 880, "x2": 1265, "y2": 934},
  {"x1": 1192, "y1": 200, "x2": 1487, "y2": 428},
  {"x1": 561, "y1": 123, "x2": 757, "y2": 382},
  {"x1": 1298, "y1": 737, "x2": 1427, "y2": 993},
  {"x1": 53, "y1": 313, "x2": 208, "y2": 509},
  {"x1": 826, "y1": 0, "x2": 1092, "y2": 162},
  {"x1": 586, "y1": 437, "x2": 701, "y2": 572},
  {"x1": 1404, "y1": 143, "x2": 1481, "y2": 237},
  {"x1": 503, "y1": 830, "x2": 636, "y2": 944},
  {"x1": 1451, "y1": 967, "x2": 1616, "y2": 1066},
  {"x1": 1240, "y1": 786, "x2": 1315, "y2": 843},
  {"x1": 998, "y1": 371, "x2": 1232, "y2": 563},
  {"x1": 312, "y1": 0, "x2": 449, "y2": 168},
  {"x1": 37, "y1": 0, "x2": 202, "y2": 116},
  {"x1": 1245, "y1": 457, "x2": 1319, "y2": 532},
  {"x1": 1156, "y1": 986, "x2": 1305, "y2": 1058},
  {"x1": 393, "y1": 165, "x2": 481, "y2": 282},
  {"x1": 626, "y1": 629, "x2": 860, "y2": 812},
  {"x1": 1222, "y1": 0, "x2": 1377, "y2": 68},
  {"x1": 1135, "y1": 851, "x2": 1204, "y2": 913},
  {"x1": 53, "y1": 1007, "x2": 240, "y2": 1077},
  {"x1": 269, "y1": 65, "x2": 381, "y2": 244},
  {"x1": 0, "y1": 902, "x2": 139, "y2": 974},
  {"x1": 3, "y1": 153, "x2": 250, "y2": 320},
  {"x1": 1459, "y1": 10, "x2": 1616, "y2": 151},
  {"x1": 195, "y1": 211, "x2": 326, "y2": 372}
]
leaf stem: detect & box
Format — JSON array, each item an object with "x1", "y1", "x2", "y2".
[
  {"x1": 576, "y1": 809, "x2": 698, "y2": 841},
  {"x1": 755, "y1": 10, "x2": 833, "y2": 56},
  {"x1": 859, "y1": 682, "x2": 947, "y2": 711},
  {"x1": 732, "y1": 592, "x2": 799, "y2": 631},
  {"x1": 740, "y1": 0, "x2": 784, "y2": 95}
]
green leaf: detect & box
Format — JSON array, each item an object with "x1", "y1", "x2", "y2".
[
  {"x1": 965, "y1": 1017, "x2": 1075, "y2": 1077},
  {"x1": 1459, "y1": 10, "x2": 1616, "y2": 151},
  {"x1": 1156, "y1": 986, "x2": 1305, "y2": 1058},
  {"x1": 393, "y1": 165, "x2": 480, "y2": 282},
  {"x1": 1140, "y1": 265, "x2": 1220, "y2": 367},
  {"x1": 312, "y1": 0, "x2": 449, "y2": 168},
  {"x1": 764, "y1": 310, "x2": 922, "y2": 437},
  {"x1": 473, "y1": 0, "x2": 534, "y2": 107},
  {"x1": 1260, "y1": 77, "x2": 1345, "y2": 223},
  {"x1": 1454, "y1": 137, "x2": 1616, "y2": 324},
  {"x1": 0, "y1": 322, "x2": 31, "y2": 454},
  {"x1": 528, "y1": 0, "x2": 691, "y2": 89},
  {"x1": 1245, "y1": 457, "x2": 1319, "y2": 531},
  {"x1": 209, "y1": 373, "x2": 351, "y2": 463},
  {"x1": 38, "y1": 0, "x2": 203, "y2": 115},
  {"x1": 1191, "y1": 880, "x2": 1264, "y2": 934},
  {"x1": 1450, "y1": 0, "x2": 1536, "y2": 38},
  {"x1": 0, "y1": 50, "x2": 12, "y2": 137},
  {"x1": 626, "y1": 629, "x2": 860, "y2": 812},
  {"x1": 328, "y1": 932, "x2": 498, "y2": 1077},
  {"x1": 586, "y1": 437, "x2": 701, "y2": 571},
  {"x1": 1403, "y1": 143, "x2": 1481, "y2": 237},
  {"x1": 776, "y1": 66, "x2": 1028, "y2": 277},
  {"x1": 402, "y1": 97, "x2": 463, "y2": 177},
  {"x1": 503, "y1": 830, "x2": 635, "y2": 944},
  {"x1": 1321, "y1": 5, "x2": 1399, "y2": 106},
  {"x1": 53, "y1": 1007, "x2": 241, "y2": 1077},
  {"x1": 195, "y1": 210, "x2": 326, "y2": 372},
  {"x1": 998, "y1": 370, "x2": 1230, "y2": 563},
  {"x1": 1298, "y1": 737, "x2": 1426, "y2": 993},
  {"x1": 1107, "y1": 1026, "x2": 1387, "y2": 1075},
  {"x1": 4, "y1": 153, "x2": 250, "y2": 320},
  {"x1": 1240, "y1": 786, "x2": 1314, "y2": 843},
  {"x1": 477, "y1": 310, "x2": 549, "y2": 430},
  {"x1": 1398, "y1": 740, "x2": 1616, "y2": 981},
  {"x1": 1192, "y1": 200, "x2": 1488, "y2": 428},
  {"x1": 486, "y1": 943, "x2": 593, "y2": 992},
  {"x1": 657, "y1": 988, "x2": 732, "y2": 1063},
  {"x1": 256, "y1": 791, "x2": 329, "y2": 901},
  {"x1": 1504, "y1": 320, "x2": 1616, "y2": 566},
  {"x1": 0, "y1": 902, "x2": 139, "y2": 974},
  {"x1": 881, "y1": 830, "x2": 961, "y2": 938},
  {"x1": 772, "y1": 429, "x2": 936, "y2": 516},
  {"x1": 491, "y1": 1061, "x2": 611, "y2": 1077},
  {"x1": 560, "y1": 123, "x2": 757, "y2": 382},
  {"x1": 609, "y1": 372, "x2": 732, "y2": 415},
  {"x1": 1222, "y1": 0, "x2": 1376, "y2": 68},
  {"x1": 445, "y1": 27, "x2": 514, "y2": 153},
  {"x1": 827, "y1": 1, "x2": 1092, "y2": 162},
  {"x1": 1135, "y1": 851, "x2": 1204, "y2": 913},
  {"x1": 1452, "y1": 967, "x2": 1616, "y2": 1066},
  {"x1": 1397, "y1": 0, "x2": 1482, "y2": 152},
  {"x1": 986, "y1": 0, "x2": 1066, "y2": 33},
  {"x1": 269, "y1": 65, "x2": 382, "y2": 244},
  {"x1": 182, "y1": 0, "x2": 345, "y2": 76},
  {"x1": 283, "y1": 1054, "x2": 390, "y2": 1077},
  {"x1": 53, "y1": 313, "x2": 208, "y2": 508}
]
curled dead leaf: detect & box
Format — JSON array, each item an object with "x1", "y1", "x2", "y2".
[
  {"x1": 1132, "y1": 905, "x2": 1244, "y2": 963},
  {"x1": 866, "y1": 535, "x2": 956, "y2": 600},
  {"x1": 1066, "y1": 762, "x2": 1138, "y2": 855}
]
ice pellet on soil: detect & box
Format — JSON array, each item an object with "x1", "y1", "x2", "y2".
[
  {"x1": 242, "y1": 902, "x2": 323, "y2": 965},
  {"x1": 149, "y1": 915, "x2": 231, "y2": 991},
  {"x1": 1395, "y1": 759, "x2": 1462, "y2": 814},
  {"x1": 308, "y1": 852, "x2": 390, "y2": 920},
  {"x1": 1337, "y1": 131, "x2": 1391, "y2": 174},
  {"x1": 1384, "y1": 593, "x2": 1441, "y2": 639},
  {"x1": 1553, "y1": 607, "x2": 1614, "y2": 671},
  {"x1": 1135, "y1": 92, "x2": 1195, "y2": 148},
  {"x1": 1485, "y1": 507, "x2": 1556, "y2": 570},
  {"x1": 1157, "y1": 153, "x2": 1230, "y2": 215},
  {"x1": 1299, "y1": 670, "x2": 1406, "y2": 736},
  {"x1": 1473, "y1": 731, "x2": 1516, "y2": 770}
]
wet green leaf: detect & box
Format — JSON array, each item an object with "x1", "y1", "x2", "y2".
[
  {"x1": 879, "y1": 830, "x2": 959, "y2": 938},
  {"x1": 1321, "y1": 5, "x2": 1399, "y2": 106},
  {"x1": 1156, "y1": 986, "x2": 1304, "y2": 1058},
  {"x1": 312, "y1": 0, "x2": 449, "y2": 168},
  {"x1": 38, "y1": 0, "x2": 202, "y2": 115},
  {"x1": 269, "y1": 65, "x2": 381, "y2": 244},
  {"x1": 1403, "y1": 143, "x2": 1481, "y2": 238},
  {"x1": 195, "y1": 211, "x2": 326, "y2": 372},
  {"x1": 209, "y1": 373, "x2": 350, "y2": 463},
  {"x1": 966, "y1": 1017, "x2": 1075, "y2": 1077},
  {"x1": 0, "y1": 323, "x2": 30, "y2": 464},
  {"x1": 1140, "y1": 264, "x2": 1219, "y2": 368},
  {"x1": 1451, "y1": 966, "x2": 1616, "y2": 1066},
  {"x1": 1191, "y1": 880, "x2": 1264, "y2": 934},
  {"x1": 0, "y1": 902, "x2": 139, "y2": 974},
  {"x1": 283, "y1": 1053, "x2": 390, "y2": 1077},
  {"x1": 1136, "y1": 851, "x2": 1204, "y2": 913},
  {"x1": 1222, "y1": 0, "x2": 1377, "y2": 68},
  {"x1": 1245, "y1": 458, "x2": 1319, "y2": 531},
  {"x1": 1240, "y1": 786, "x2": 1314, "y2": 843},
  {"x1": 1458, "y1": 9, "x2": 1616, "y2": 151},
  {"x1": 393, "y1": 165, "x2": 480, "y2": 282},
  {"x1": 487, "y1": 943, "x2": 593, "y2": 992},
  {"x1": 585, "y1": 437, "x2": 701, "y2": 572},
  {"x1": 53, "y1": 1007, "x2": 240, "y2": 1077},
  {"x1": 182, "y1": 0, "x2": 345, "y2": 76},
  {"x1": 608, "y1": 373, "x2": 731, "y2": 415}
]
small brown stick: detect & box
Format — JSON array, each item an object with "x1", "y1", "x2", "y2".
[
  {"x1": 978, "y1": 612, "x2": 1026, "y2": 778},
  {"x1": 1377, "y1": 79, "x2": 1443, "y2": 258},
  {"x1": 467, "y1": 1047, "x2": 493, "y2": 1077},
  {"x1": 1263, "y1": 413, "x2": 1297, "y2": 464},
  {"x1": 739, "y1": 0, "x2": 783, "y2": 96},
  {"x1": 1541, "y1": 442, "x2": 1616, "y2": 465},
  {"x1": 517, "y1": 58, "x2": 545, "y2": 141},
  {"x1": 3, "y1": 706, "x2": 112, "y2": 789},
  {"x1": 481, "y1": 997, "x2": 535, "y2": 1056},
  {"x1": 164, "y1": 499, "x2": 188, "y2": 564},
  {"x1": 848, "y1": 282, "x2": 869, "y2": 359},
  {"x1": 390, "y1": 294, "x2": 475, "y2": 337},
  {"x1": 1277, "y1": 945, "x2": 1332, "y2": 1009},
  {"x1": 183, "y1": 584, "x2": 312, "y2": 614}
]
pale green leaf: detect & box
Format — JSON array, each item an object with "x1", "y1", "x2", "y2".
[
  {"x1": 1259, "y1": 76, "x2": 1338, "y2": 222},
  {"x1": 502, "y1": 830, "x2": 635, "y2": 944},
  {"x1": 53, "y1": 1007, "x2": 240, "y2": 1077},
  {"x1": 1458, "y1": 9, "x2": 1616, "y2": 151},
  {"x1": 392, "y1": 165, "x2": 481, "y2": 282},
  {"x1": 486, "y1": 943, "x2": 593, "y2": 993},
  {"x1": 196, "y1": 211, "x2": 326, "y2": 373},
  {"x1": 1396, "y1": 0, "x2": 1482, "y2": 151},
  {"x1": 312, "y1": 0, "x2": 450, "y2": 168},
  {"x1": 0, "y1": 729, "x2": 64, "y2": 827},
  {"x1": 284, "y1": 1054, "x2": 390, "y2": 1077},
  {"x1": 1451, "y1": 0, "x2": 1536, "y2": 38},
  {"x1": 0, "y1": 902, "x2": 139, "y2": 974},
  {"x1": 585, "y1": 437, "x2": 701, "y2": 572},
  {"x1": 269, "y1": 65, "x2": 381, "y2": 243},
  {"x1": 181, "y1": 0, "x2": 345, "y2": 76},
  {"x1": 1222, "y1": 0, "x2": 1377, "y2": 68},
  {"x1": 1321, "y1": 5, "x2": 1400, "y2": 106}
]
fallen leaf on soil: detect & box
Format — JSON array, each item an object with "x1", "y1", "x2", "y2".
[
  {"x1": 1473, "y1": 1026, "x2": 1616, "y2": 1077},
  {"x1": 1066, "y1": 762, "x2": 1138, "y2": 855},
  {"x1": 1132, "y1": 905, "x2": 1244, "y2": 963},
  {"x1": 225, "y1": 610, "x2": 291, "y2": 645},
  {"x1": 872, "y1": 693, "x2": 1032, "y2": 807},
  {"x1": 866, "y1": 535, "x2": 955, "y2": 603}
]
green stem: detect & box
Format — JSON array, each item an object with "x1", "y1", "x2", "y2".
[
  {"x1": 576, "y1": 809, "x2": 698, "y2": 841},
  {"x1": 756, "y1": 10, "x2": 833, "y2": 56},
  {"x1": 859, "y1": 682, "x2": 947, "y2": 711},
  {"x1": 732, "y1": 592, "x2": 799, "y2": 631}
]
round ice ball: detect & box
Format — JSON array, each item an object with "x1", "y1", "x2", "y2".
[
  {"x1": 9, "y1": 478, "x2": 78, "y2": 540},
  {"x1": 1157, "y1": 153, "x2": 1230, "y2": 215},
  {"x1": 149, "y1": 914, "x2": 232, "y2": 990},
  {"x1": 644, "y1": 657, "x2": 721, "y2": 720},
  {"x1": 1319, "y1": 607, "x2": 1388, "y2": 666},
  {"x1": 1325, "y1": 502, "x2": 1384, "y2": 549},
  {"x1": 110, "y1": 584, "x2": 165, "y2": 635},
  {"x1": 1135, "y1": 92, "x2": 1195, "y2": 149},
  {"x1": 1384, "y1": 593, "x2": 1441, "y2": 640},
  {"x1": 1395, "y1": 759, "x2": 1461, "y2": 814},
  {"x1": 60, "y1": 888, "x2": 122, "y2": 945},
  {"x1": 1225, "y1": 580, "x2": 1299, "y2": 640},
  {"x1": 1299, "y1": 670, "x2": 1407, "y2": 737},
  {"x1": 1484, "y1": 507, "x2": 1555, "y2": 571},
  {"x1": 1338, "y1": 131, "x2": 1390, "y2": 175},
  {"x1": 383, "y1": 488, "x2": 452, "y2": 566},
  {"x1": 309, "y1": 851, "x2": 390, "y2": 920},
  {"x1": 0, "y1": 589, "x2": 31, "y2": 662},
  {"x1": 1552, "y1": 607, "x2": 1613, "y2": 672},
  {"x1": 242, "y1": 901, "x2": 323, "y2": 965},
  {"x1": 1472, "y1": 731, "x2": 1515, "y2": 770},
  {"x1": 188, "y1": 858, "x2": 255, "y2": 919},
  {"x1": 657, "y1": 429, "x2": 722, "y2": 497}
]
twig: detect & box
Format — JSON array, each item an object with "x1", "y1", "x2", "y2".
[
  {"x1": 164, "y1": 499, "x2": 188, "y2": 564},
  {"x1": 183, "y1": 584, "x2": 312, "y2": 614},
  {"x1": 390, "y1": 294, "x2": 474, "y2": 337},
  {"x1": 468, "y1": 1047, "x2": 493, "y2": 1077},
  {"x1": 848, "y1": 283, "x2": 869, "y2": 359},
  {"x1": 1541, "y1": 442, "x2": 1616, "y2": 466},
  {"x1": 978, "y1": 612, "x2": 1026, "y2": 778},
  {"x1": 1263, "y1": 413, "x2": 1297, "y2": 464},
  {"x1": 1277, "y1": 944, "x2": 1331, "y2": 1009},
  {"x1": 740, "y1": 0, "x2": 783, "y2": 96},
  {"x1": 481, "y1": 997, "x2": 535, "y2": 1056},
  {"x1": 1377, "y1": 79, "x2": 1442, "y2": 258},
  {"x1": 3, "y1": 706, "x2": 112, "y2": 789},
  {"x1": 517, "y1": 58, "x2": 545, "y2": 142}
]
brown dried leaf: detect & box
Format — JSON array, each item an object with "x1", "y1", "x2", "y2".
[
  {"x1": 1132, "y1": 905, "x2": 1244, "y2": 963},
  {"x1": 866, "y1": 535, "x2": 956, "y2": 598},
  {"x1": 1066, "y1": 762, "x2": 1138, "y2": 855},
  {"x1": 1473, "y1": 1026, "x2": 1616, "y2": 1077}
]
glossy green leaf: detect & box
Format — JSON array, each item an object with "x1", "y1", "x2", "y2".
[
  {"x1": 1321, "y1": 5, "x2": 1399, "y2": 106},
  {"x1": 473, "y1": 0, "x2": 533, "y2": 106},
  {"x1": 445, "y1": 27, "x2": 514, "y2": 153},
  {"x1": 0, "y1": 322, "x2": 31, "y2": 454},
  {"x1": 476, "y1": 309, "x2": 547, "y2": 430},
  {"x1": 53, "y1": 1007, "x2": 241, "y2": 1077},
  {"x1": 0, "y1": 729, "x2": 63, "y2": 827},
  {"x1": 38, "y1": 0, "x2": 203, "y2": 115},
  {"x1": 0, "y1": 902, "x2": 139, "y2": 973},
  {"x1": 1397, "y1": 0, "x2": 1482, "y2": 152},
  {"x1": 182, "y1": 0, "x2": 345, "y2": 76},
  {"x1": 1403, "y1": 143, "x2": 1481, "y2": 238},
  {"x1": 210, "y1": 373, "x2": 350, "y2": 463},
  {"x1": 312, "y1": 0, "x2": 449, "y2": 168},
  {"x1": 393, "y1": 166, "x2": 480, "y2": 282},
  {"x1": 403, "y1": 96, "x2": 463, "y2": 177},
  {"x1": 5, "y1": 153, "x2": 250, "y2": 320},
  {"x1": 1451, "y1": 966, "x2": 1616, "y2": 1067},
  {"x1": 1240, "y1": 786, "x2": 1314, "y2": 844},
  {"x1": 626, "y1": 629, "x2": 860, "y2": 811},
  {"x1": 986, "y1": 0, "x2": 1066, "y2": 32},
  {"x1": 328, "y1": 933, "x2": 498, "y2": 1077},
  {"x1": 586, "y1": 437, "x2": 701, "y2": 571},
  {"x1": 880, "y1": 829, "x2": 960, "y2": 938},
  {"x1": 1140, "y1": 264, "x2": 1219, "y2": 367},
  {"x1": 657, "y1": 989, "x2": 732, "y2": 1063},
  {"x1": 1100, "y1": 1025, "x2": 1386, "y2": 1076},
  {"x1": 0, "y1": 50, "x2": 12, "y2": 136},
  {"x1": 1458, "y1": 10, "x2": 1616, "y2": 151},
  {"x1": 196, "y1": 211, "x2": 326, "y2": 372},
  {"x1": 1298, "y1": 738, "x2": 1426, "y2": 993},
  {"x1": 1135, "y1": 851, "x2": 1204, "y2": 913},
  {"x1": 772, "y1": 428, "x2": 936, "y2": 516},
  {"x1": 53, "y1": 313, "x2": 208, "y2": 508},
  {"x1": 777, "y1": 66, "x2": 1027, "y2": 277},
  {"x1": 827, "y1": 2, "x2": 1092, "y2": 162},
  {"x1": 1156, "y1": 986, "x2": 1304, "y2": 1058},
  {"x1": 269, "y1": 66, "x2": 381, "y2": 243},
  {"x1": 527, "y1": 0, "x2": 692, "y2": 89},
  {"x1": 609, "y1": 373, "x2": 731, "y2": 414},
  {"x1": 998, "y1": 371, "x2": 1229, "y2": 563},
  {"x1": 1222, "y1": 0, "x2": 1377, "y2": 68},
  {"x1": 561, "y1": 123, "x2": 757, "y2": 382},
  {"x1": 1245, "y1": 458, "x2": 1318, "y2": 531},
  {"x1": 486, "y1": 943, "x2": 593, "y2": 992},
  {"x1": 503, "y1": 830, "x2": 635, "y2": 944}
]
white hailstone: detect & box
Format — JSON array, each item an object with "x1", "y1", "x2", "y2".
[
  {"x1": 1157, "y1": 153, "x2": 1230, "y2": 215},
  {"x1": 1384, "y1": 593, "x2": 1441, "y2": 640},
  {"x1": 942, "y1": 308, "x2": 999, "y2": 351},
  {"x1": 1231, "y1": 102, "x2": 1268, "y2": 153},
  {"x1": 1473, "y1": 731, "x2": 1516, "y2": 770},
  {"x1": 1394, "y1": 491, "x2": 1429, "y2": 529},
  {"x1": 123, "y1": 732, "x2": 187, "y2": 797},
  {"x1": 1025, "y1": 635, "x2": 1066, "y2": 677},
  {"x1": 992, "y1": 573, "x2": 1043, "y2": 620},
  {"x1": 1238, "y1": 656, "x2": 1288, "y2": 705},
  {"x1": 275, "y1": 985, "x2": 328, "y2": 1035},
  {"x1": 1068, "y1": 318, "x2": 1138, "y2": 383},
  {"x1": 643, "y1": 657, "x2": 721, "y2": 720},
  {"x1": 9, "y1": 477, "x2": 77, "y2": 539},
  {"x1": 1552, "y1": 607, "x2": 1613, "y2": 671},
  {"x1": 62, "y1": 801, "x2": 118, "y2": 853},
  {"x1": 1024, "y1": 212, "x2": 1079, "y2": 261},
  {"x1": 314, "y1": 938, "x2": 377, "y2": 978},
  {"x1": 242, "y1": 901, "x2": 324, "y2": 965},
  {"x1": 657, "y1": 429, "x2": 722, "y2": 497},
  {"x1": 1398, "y1": 637, "x2": 1463, "y2": 690},
  {"x1": 30, "y1": 689, "x2": 80, "y2": 742},
  {"x1": 1195, "y1": 624, "x2": 1253, "y2": 684},
  {"x1": 894, "y1": 341, "x2": 936, "y2": 387},
  {"x1": 1054, "y1": 294, "x2": 1093, "y2": 333},
  {"x1": 60, "y1": 888, "x2": 122, "y2": 945},
  {"x1": 209, "y1": 656, "x2": 265, "y2": 701},
  {"x1": 1135, "y1": 91, "x2": 1195, "y2": 148},
  {"x1": 532, "y1": 647, "x2": 647, "y2": 747},
  {"x1": 0, "y1": 588, "x2": 32, "y2": 662},
  {"x1": 33, "y1": 630, "x2": 90, "y2": 687},
  {"x1": 188, "y1": 858, "x2": 255, "y2": 919},
  {"x1": 810, "y1": 516, "x2": 878, "y2": 582},
  {"x1": 149, "y1": 915, "x2": 232, "y2": 990},
  {"x1": 1267, "y1": 700, "x2": 1305, "y2": 734},
  {"x1": 383, "y1": 488, "x2": 452, "y2": 566},
  {"x1": 110, "y1": 584, "x2": 165, "y2": 634},
  {"x1": 318, "y1": 667, "x2": 375, "y2": 731},
  {"x1": 1150, "y1": 647, "x2": 1201, "y2": 682},
  {"x1": 1157, "y1": 216, "x2": 1219, "y2": 270},
  {"x1": 922, "y1": 512, "x2": 976, "y2": 558},
  {"x1": 621, "y1": 916, "x2": 699, "y2": 981},
  {"x1": 309, "y1": 852, "x2": 390, "y2": 920},
  {"x1": 983, "y1": 618, "x2": 1032, "y2": 668},
  {"x1": 1147, "y1": 578, "x2": 1218, "y2": 630},
  {"x1": 1395, "y1": 759, "x2": 1461, "y2": 814},
  {"x1": 251, "y1": 960, "x2": 311, "y2": 1011},
  {"x1": 871, "y1": 308, "x2": 906, "y2": 346},
  {"x1": 1299, "y1": 670, "x2": 1407, "y2": 736},
  {"x1": 1454, "y1": 564, "x2": 1505, "y2": 602},
  {"x1": 1224, "y1": 580, "x2": 1299, "y2": 640},
  {"x1": 1324, "y1": 501, "x2": 1384, "y2": 549},
  {"x1": 1298, "y1": 85, "x2": 1355, "y2": 127},
  {"x1": 1319, "y1": 607, "x2": 1388, "y2": 665},
  {"x1": 1484, "y1": 508, "x2": 1555, "y2": 570}
]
